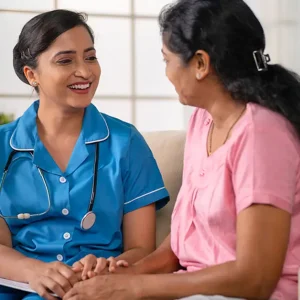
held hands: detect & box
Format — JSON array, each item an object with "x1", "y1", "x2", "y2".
[
  {"x1": 27, "y1": 261, "x2": 80, "y2": 300},
  {"x1": 72, "y1": 254, "x2": 129, "y2": 280}
]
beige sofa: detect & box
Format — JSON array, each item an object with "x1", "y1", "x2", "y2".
[{"x1": 142, "y1": 130, "x2": 186, "y2": 246}]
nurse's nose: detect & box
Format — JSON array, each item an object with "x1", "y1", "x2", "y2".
[{"x1": 75, "y1": 60, "x2": 92, "y2": 79}]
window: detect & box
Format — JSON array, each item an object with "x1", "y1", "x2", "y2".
[{"x1": 0, "y1": 0, "x2": 298, "y2": 130}]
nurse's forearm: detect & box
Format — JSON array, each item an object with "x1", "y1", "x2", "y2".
[
  {"x1": 130, "y1": 235, "x2": 180, "y2": 275},
  {"x1": 0, "y1": 244, "x2": 44, "y2": 282},
  {"x1": 116, "y1": 247, "x2": 151, "y2": 265},
  {"x1": 135, "y1": 261, "x2": 269, "y2": 300}
]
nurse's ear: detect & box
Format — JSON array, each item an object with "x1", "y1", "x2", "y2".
[{"x1": 23, "y1": 65, "x2": 39, "y2": 88}]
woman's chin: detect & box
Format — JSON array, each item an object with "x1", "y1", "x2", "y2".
[{"x1": 178, "y1": 96, "x2": 189, "y2": 106}]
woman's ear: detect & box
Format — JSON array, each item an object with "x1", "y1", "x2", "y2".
[
  {"x1": 194, "y1": 50, "x2": 211, "y2": 81},
  {"x1": 23, "y1": 66, "x2": 39, "y2": 87}
]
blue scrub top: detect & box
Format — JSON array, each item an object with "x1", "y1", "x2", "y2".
[{"x1": 0, "y1": 101, "x2": 169, "y2": 265}]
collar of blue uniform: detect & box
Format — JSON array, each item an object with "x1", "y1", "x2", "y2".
[{"x1": 10, "y1": 100, "x2": 110, "y2": 151}]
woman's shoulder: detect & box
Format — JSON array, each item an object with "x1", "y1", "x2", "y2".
[
  {"x1": 100, "y1": 112, "x2": 137, "y2": 137},
  {"x1": 0, "y1": 119, "x2": 20, "y2": 167},
  {"x1": 0, "y1": 119, "x2": 19, "y2": 146},
  {"x1": 234, "y1": 102, "x2": 300, "y2": 156},
  {"x1": 0, "y1": 119, "x2": 18, "y2": 135},
  {"x1": 246, "y1": 103, "x2": 299, "y2": 141}
]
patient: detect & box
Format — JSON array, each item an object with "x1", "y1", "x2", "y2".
[{"x1": 63, "y1": 1, "x2": 300, "y2": 300}]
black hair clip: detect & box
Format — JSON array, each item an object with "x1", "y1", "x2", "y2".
[
  {"x1": 253, "y1": 50, "x2": 271, "y2": 72},
  {"x1": 21, "y1": 48, "x2": 32, "y2": 60}
]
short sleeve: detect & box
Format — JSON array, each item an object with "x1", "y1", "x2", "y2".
[
  {"x1": 123, "y1": 127, "x2": 169, "y2": 214},
  {"x1": 230, "y1": 126, "x2": 299, "y2": 214}
]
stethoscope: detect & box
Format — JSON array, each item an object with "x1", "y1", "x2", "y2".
[{"x1": 0, "y1": 143, "x2": 99, "y2": 230}]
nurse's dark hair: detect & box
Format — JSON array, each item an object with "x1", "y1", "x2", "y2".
[
  {"x1": 159, "y1": 0, "x2": 300, "y2": 136},
  {"x1": 13, "y1": 9, "x2": 94, "y2": 92}
]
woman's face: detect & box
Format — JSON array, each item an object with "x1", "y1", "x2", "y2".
[
  {"x1": 27, "y1": 25, "x2": 101, "y2": 110},
  {"x1": 162, "y1": 43, "x2": 211, "y2": 108}
]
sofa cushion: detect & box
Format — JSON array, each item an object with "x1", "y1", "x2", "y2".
[{"x1": 142, "y1": 130, "x2": 186, "y2": 246}]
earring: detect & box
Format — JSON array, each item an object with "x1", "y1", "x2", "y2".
[
  {"x1": 196, "y1": 73, "x2": 201, "y2": 80},
  {"x1": 32, "y1": 81, "x2": 38, "y2": 86}
]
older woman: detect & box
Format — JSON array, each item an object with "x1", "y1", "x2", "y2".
[{"x1": 64, "y1": 1, "x2": 300, "y2": 300}]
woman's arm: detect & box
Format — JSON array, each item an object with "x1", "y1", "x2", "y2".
[
  {"x1": 0, "y1": 217, "x2": 43, "y2": 282},
  {"x1": 135, "y1": 204, "x2": 290, "y2": 300},
  {"x1": 130, "y1": 233, "x2": 180, "y2": 274},
  {"x1": 0, "y1": 218, "x2": 80, "y2": 299},
  {"x1": 116, "y1": 204, "x2": 156, "y2": 264}
]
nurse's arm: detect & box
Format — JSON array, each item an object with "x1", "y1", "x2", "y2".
[
  {"x1": 114, "y1": 234, "x2": 180, "y2": 275},
  {"x1": 0, "y1": 217, "x2": 44, "y2": 282},
  {"x1": 116, "y1": 204, "x2": 160, "y2": 264},
  {"x1": 133, "y1": 204, "x2": 290, "y2": 300}
]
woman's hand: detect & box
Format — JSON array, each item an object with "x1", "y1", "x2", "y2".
[
  {"x1": 27, "y1": 261, "x2": 79, "y2": 300},
  {"x1": 72, "y1": 254, "x2": 129, "y2": 280},
  {"x1": 63, "y1": 274, "x2": 140, "y2": 300}
]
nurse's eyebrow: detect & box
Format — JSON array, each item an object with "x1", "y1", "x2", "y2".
[{"x1": 53, "y1": 47, "x2": 96, "y2": 57}]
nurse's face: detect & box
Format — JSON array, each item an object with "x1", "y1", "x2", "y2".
[
  {"x1": 29, "y1": 26, "x2": 101, "y2": 109},
  {"x1": 162, "y1": 43, "x2": 211, "y2": 108}
]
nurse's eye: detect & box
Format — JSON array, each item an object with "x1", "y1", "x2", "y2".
[
  {"x1": 85, "y1": 56, "x2": 98, "y2": 62},
  {"x1": 57, "y1": 59, "x2": 72, "y2": 65}
]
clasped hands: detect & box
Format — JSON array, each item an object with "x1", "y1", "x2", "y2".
[
  {"x1": 72, "y1": 254, "x2": 129, "y2": 280},
  {"x1": 27, "y1": 255, "x2": 129, "y2": 300}
]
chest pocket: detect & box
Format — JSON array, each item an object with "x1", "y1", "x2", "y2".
[{"x1": 0, "y1": 155, "x2": 49, "y2": 227}]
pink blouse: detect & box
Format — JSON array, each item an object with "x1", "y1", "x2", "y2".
[{"x1": 171, "y1": 103, "x2": 300, "y2": 300}]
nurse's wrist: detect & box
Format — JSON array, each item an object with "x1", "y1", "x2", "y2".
[{"x1": 21, "y1": 257, "x2": 45, "y2": 279}]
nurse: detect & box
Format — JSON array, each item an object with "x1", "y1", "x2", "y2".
[{"x1": 0, "y1": 9, "x2": 169, "y2": 300}]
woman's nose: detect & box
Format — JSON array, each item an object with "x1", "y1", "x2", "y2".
[{"x1": 75, "y1": 61, "x2": 92, "y2": 79}]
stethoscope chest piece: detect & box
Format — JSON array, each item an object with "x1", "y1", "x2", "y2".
[{"x1": 81, "y1": 211, "x2": 96, "y2": 230}]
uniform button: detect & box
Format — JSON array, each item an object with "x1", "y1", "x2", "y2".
[
  {"x1": 57, "y1": 254, "x2": 63, "y2": 261},
  {"x1": 63, "y1": 232, "x2": 71, "y2": 240},
  {"x1": 62, "y1": 208, "x2": 69, "y2": 216},
  {"x1": 59, "y1": 176, "x2": 67, "y2": 183},
  {"x1": 205, "y1": 118, "x2": 211, "y2": 126}
]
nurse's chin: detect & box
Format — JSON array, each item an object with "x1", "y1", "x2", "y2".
[{"x1": 67, "y1": 98, "x2": 94, "y2": 109}]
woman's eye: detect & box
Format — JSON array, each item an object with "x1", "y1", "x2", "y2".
[
  {"x1": 57, "y1": 59, "x2": 72, "y2": 65},
  {"x1": 86, "y1": 56, "x2": 98, "y2": 61}
]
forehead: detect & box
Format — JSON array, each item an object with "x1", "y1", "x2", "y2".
[{"x1": 46, "y1": 26, "x2": 94, "y2": 53}]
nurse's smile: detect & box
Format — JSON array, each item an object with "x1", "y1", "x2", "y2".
[{"x1": 68, "y1": 81, "x2": 92, "y2": 95}]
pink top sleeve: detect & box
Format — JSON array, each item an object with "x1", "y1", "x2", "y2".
[{"x1": 230, "y1": 124, "x2": 300, "y2": 214}]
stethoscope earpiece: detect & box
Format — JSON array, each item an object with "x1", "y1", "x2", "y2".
[{"x1": 17, "y1": 213, "x2": 31, "y2": 220}]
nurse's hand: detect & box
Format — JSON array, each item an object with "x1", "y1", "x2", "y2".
[
  {"x1": 63, "y1": 274, "x2": 139, "y2": 300},
  {"x1": 72, "y1": 254, "x2": 129, "y2": 280},
  {"x1": 27, "y1": 261, "x2": 79, "y2": 300}
]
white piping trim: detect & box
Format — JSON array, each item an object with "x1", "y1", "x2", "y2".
[
  {"x1": 9, "y1": 128, "x2": 34, "y2": 152},
  {"x1": 124, "y1": 187, "x2": 166, "y2": 205},
  {"x1": 85, "y1": 113, "x2": 110, "y2": 144},
  {"x1": 9, "y1": 112, "x2": 109, "y2": 150}
]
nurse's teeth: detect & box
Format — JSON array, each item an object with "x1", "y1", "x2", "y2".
[{"x1": 69, "y1": 83, "x2": 90, "y2": 90}]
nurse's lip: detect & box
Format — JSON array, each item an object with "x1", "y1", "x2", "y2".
[{"x1": 67, "y1": 82, "x2": 92, "y2": 94}]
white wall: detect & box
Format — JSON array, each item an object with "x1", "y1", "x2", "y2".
[{"x1": 0, "y1": 0, "x2": 299, "y2": 131}]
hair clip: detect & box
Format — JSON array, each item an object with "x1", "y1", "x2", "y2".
[
  {"x1": 253, "y1": 50, "x2": 271, "y2": 72},
  {"x1": 21, "y1": 48, "x2": 32, "y2": 60}
]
